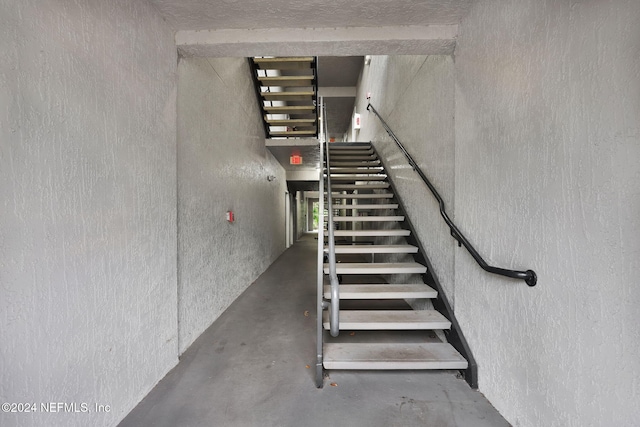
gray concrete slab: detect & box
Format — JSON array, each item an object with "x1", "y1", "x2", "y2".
[{"x1": 119, "y1": 234, "x2": 509, "y2": 427}]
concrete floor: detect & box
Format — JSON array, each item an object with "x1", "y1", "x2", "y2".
[{"x1": 119, "y1": 234, "x2": 509, "y2": 427}]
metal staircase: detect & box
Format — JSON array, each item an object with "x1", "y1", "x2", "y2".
[
  {"x1": 319, "y1": 142, "x2": 471, "y2": 383},
  {"x1": 250, "y1": 57, "x2": 318, "y2": 138}
]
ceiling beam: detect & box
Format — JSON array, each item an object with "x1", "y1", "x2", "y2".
[
  {"x1": 318, "y1": 87, "x2": 357, "y2": 97},
  {"x1": 287, "y1": 170, "x2": 320, "y2": 182},
  {"x1": 176, "y1": 25, "x2": 458, "y2": 57}
]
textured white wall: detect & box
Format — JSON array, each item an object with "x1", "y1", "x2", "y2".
[
  {"x1": 296, "y1": 191, "x2": 305, "y2": 239},
  {"x1": 0, "y1": 1, "x2": 178, "y2": 427},
  {"x1": 354, "y1": 55, "x2": 458, "y2": 304},
  {"x1": 454, "y1": 0, "x2": 640, "y2": 425},
  {"x1": 177, "y1": 57, "x2": 287, "y2": 353}
]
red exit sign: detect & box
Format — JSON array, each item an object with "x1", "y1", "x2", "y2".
[{"x1": 290, "y1": 154, "x2": 302, "y2": 165}]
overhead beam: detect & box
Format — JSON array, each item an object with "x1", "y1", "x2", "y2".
[
  {"x1": 318, "y1": 87, "x2": 357, "y2": 97},
  {"x1": 176, "y1": 25, "x2": 458, "y2": 57},
  {"x1": 287, "y1": 170, "x2": 320, "y2": 182}
]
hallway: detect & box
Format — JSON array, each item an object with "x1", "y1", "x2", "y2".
[{"x1": 119, "y1": 234, "x2": 508, "y2": 427}]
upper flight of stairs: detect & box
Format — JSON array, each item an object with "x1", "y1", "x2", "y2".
[
  {"x1": 250, "y1": 57, "x2": 318, "y2": 139},
  {"x1": 322, "y1": 142, "x2": 468, "y2": 372}
]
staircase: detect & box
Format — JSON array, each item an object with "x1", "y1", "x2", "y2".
[
  {"x1": 321, "y1": 143, "x2": 469, "y2": 374},
  {"x1": 250, "y1": 57, "x2": 318, "y2": 138}
]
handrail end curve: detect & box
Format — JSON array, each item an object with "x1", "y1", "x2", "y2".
[{"x1": 525, "y1": 270, "x2": 537, "y2": 287}]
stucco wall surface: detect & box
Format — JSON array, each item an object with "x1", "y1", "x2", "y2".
[
  {"x1": 296, "y1": 191, "x2": 305, "y2": 239},
  {"x1": 0, "y1": 1, "x2": 178, "y2": 426},
  {"x1": 353, "y1": 55, "x2": 458, "y2": 304},
  {"x1": 177, "y1": 57, "x2": 287, "y2": 353},
  {"x1": 454, "y1": 0, "x2": 640, "y2": 425}
]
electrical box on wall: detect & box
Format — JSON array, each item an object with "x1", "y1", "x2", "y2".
[
  {"x1": 226, "y1": 211, "x2": 234, "y2": 223},
  {"x1": 353, "y1": 113, "x2": 361, "y2": 130}
]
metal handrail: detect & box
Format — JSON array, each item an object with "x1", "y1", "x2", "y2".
[
  {"x1": 315, "y1": 106, "x2": 326, "y2": 388},
  {"x1": 366, "y1": 103, "x2": 537, "y2": 287},
  {"x1": 322, "y1": 101, "x2": 341, "y2": 336}
]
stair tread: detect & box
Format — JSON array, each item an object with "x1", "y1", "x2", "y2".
[
  {"x1": 329, "y1": 158, "x2": 380, "y2": 162},
  {"x1": 266, "y1": 118, "x2": 316, "y2": 125},
  {"x1": 323, "y1": 284, "x2": 437, "y2": 299},
  {"x1": 325, "y1": 244, "x2": 416, "y2": 253},
  {"x1": 323, "y1": 342, "x2": 468, "y2": 370},
  {"x1": 330, "y1": 155, "x2": 377, "y2": 160},
  {"x1": 271, "y1": 130, "x2": 316, "y2": 136},
  {"x1": 329, "y1": 150, "x2": 374, "y2": 155},
  {"x1": 333, "y1": 229, "x2": 409, "y2": 236},
  {"x1": 329, "y1": 168, "x2": 383, "y2": 173},
  {"x1": 322, "y1": 310, "x2": 450, "y2": 330},
  {"x1": 331, "y1": 183, "x2": 390, "y2": 190},
  {"x1": 330, "y1": 175, "x2": 387, "y2": 181},
  {"x1": 253, "y1": 57, "x2": 314, "y2": 69},
  {"x1": 331, "y1": 204, "x2": 398, "y2": 209},
  {"x1": 330, "y1": 193, "x2": 393, "y2": 199},
  {"x1": 331, "y1": 161, "x2": 380, "y2": 166},
  {"x1": 331, "y1": 216, "x2": 403, "y2": 222},
  {"x1": 329, "y1": 145, "x2": 372, "y2": 150},
  {"x1": 262, "y1": 91, "x2": 315, "y2": 101},
  {"x1": 324, "y1": 262, "x2": 427, "y2": 274},
  {"x1": 263, "y1": 105, "x2": 316, "y2": 114},
  {"x1": 258, "y1": 76, "x2": 314, "y2": 87}
]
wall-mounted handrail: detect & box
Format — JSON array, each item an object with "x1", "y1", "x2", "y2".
[
  {"x1": 366, "y1": 103, "x2": 537, "y2": 287},
  {"x1": 322, "y1": 100, "x2": 341, "y2": 336}
]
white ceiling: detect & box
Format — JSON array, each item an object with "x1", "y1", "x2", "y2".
[{"x1": 149, "y1": 0, "x2": 473, "y2": 31}]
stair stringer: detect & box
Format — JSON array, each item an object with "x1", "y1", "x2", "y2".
[
  {"x1": 248, "y1": 58, "x2": 271, "y2": 138},
  {"x1": 370, "y1": 142, "x2": 478, "y2": 389}
]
